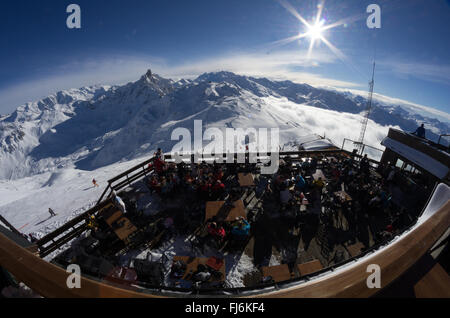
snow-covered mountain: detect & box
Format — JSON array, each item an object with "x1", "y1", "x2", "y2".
[{"x1": 1, "y1": 70, "x2": 448, "y2": 180}]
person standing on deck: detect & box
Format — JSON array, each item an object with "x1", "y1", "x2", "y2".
[
  {"x1": 154, "y1": 148, "x2": 163, "y2": 159},
  {"x1": 412, "y1": 124, "x2": 426, "y2": 138}
]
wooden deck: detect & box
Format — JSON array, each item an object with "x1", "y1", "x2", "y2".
[
  {"x1": 414, "y1": 263, "x2": 450, "y2": 298},
  {"x1": 0, "y1": 194, "x2": 448, "y2": 298}
]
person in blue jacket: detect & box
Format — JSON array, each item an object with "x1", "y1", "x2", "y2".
[
  {"x1": 231, "y1": 217, "x2": 250, "y2": 240},
  {"x1": 294, "y1": 175, "x2": 307, "y2": 192}
]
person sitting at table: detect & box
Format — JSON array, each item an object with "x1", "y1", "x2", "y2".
[
  {"x1": 192, "y1": 264, "x2": 212, "y2": 284},
  {"x1": 152, "y1": 156, "x2": 166, "y2": 175},
  {"x1": 198, "y1": 179, "x2": 211, "y2": 201},
  {"x1": 311, "y1": 177, "x2": 325, "y2": 204},
  {"x1": 313, "y1": 177, "x2": 325, "y2": 190},
  {"x1": 213, "y1": 168, "x2": 224, "y2": 182},
  {"x1": 294, "y1": 174, "x2": 307, "y2": 192},
  {"x1": 310, "y1": 157, "x2": 318, "y2": 171},
  {"x1": 302, "y1": 159, "x2": 310, "y2": 172},
  {"x1": 170, "y1": 260, "x2": 187, "y2": 279},
  {"x1": 379, "y1": 188, "x2": 391, "y2": 209},
  {"x1": 331, "y1": 166, "x2": 341, "y2": 183},
  {"x1": 231, "y1": 217, "x2": 250, "y2": 241},
  {"x1": 273, "y1": 174, "x2": 284, "y2": 192},
  {"x1": 207, "y1": 221, "x2": 226, "y2": 246},
  {"x1": 212, "y1": 179, "x2": 226, "y2": 200},
  {"x1": 148, "y1": 175, "x2": 161, "y2": 193},
  {"x1": 279, "y1": 183, "x2": 292, "y2": 205}
]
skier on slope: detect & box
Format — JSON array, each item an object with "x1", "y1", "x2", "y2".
[
  {"x1": 92, "y1": 178, "x2": 99, "y2": 187},
  {"x1": 48, "y1": 208, "x2": 57, "y2": 217}
]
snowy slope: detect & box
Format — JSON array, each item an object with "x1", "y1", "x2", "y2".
[
  {"x1": 0, "y1": 157, "x2": 146, "y2": 235},
  {"x1": 1, "y1": 70, "x2": 448, "y2": 182}
]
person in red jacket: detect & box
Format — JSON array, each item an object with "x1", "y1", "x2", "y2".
[
  {"x1": 197, "y1": 179, "x2": 211, "y2": 200},
  {"x1": 207, "y1": 222, "x2": 226, "y2": 246},
  {"x1": 153, "y1": 157, "x2": 166, "y2": 175},
  {"x1": 212, "y1": 180, "x2": 226, "y2": 199}
]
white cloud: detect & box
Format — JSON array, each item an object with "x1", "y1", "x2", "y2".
[
  {"x1": 378, "y1": 59, "x2": 450, "y2": 86},
  {"x1": 264, "y1": 96, "x2": 397, "y2": 158},
  {"x1": 157, "y1": 50, "x2": 361, "y2": 89},
  {"x1": 333, "y1": 87, "x2": 450, "y2": 123}
]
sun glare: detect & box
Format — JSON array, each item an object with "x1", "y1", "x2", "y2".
[
  {"x1": 276, "y1": 0, "x2": 352, "y2": 62},
  {"x1": 307, "y1": 21, "x2": 325, "y2": 40}
]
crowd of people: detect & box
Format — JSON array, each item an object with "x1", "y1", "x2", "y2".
[
  {"x1": 145, "y1": 153, "x2": 227, "y2": 202},
  {"x1": 258, "y1": 152, "x2": 408, "y2": 246}
]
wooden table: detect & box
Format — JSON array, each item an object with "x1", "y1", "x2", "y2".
[
  {"x1": 172, "y1": 256, "x2": 226, "y2": 282},
  {"x1": 238, "y1": 173, "x2": 255, "y2": 187},
  {"x1": 312, "y1": 169, "x2": 327, "y2": 182},
  {"x1": 105, "y1": 210, "x2": 123, "y2": 226},
  {"x1": 261, "y1": 264, "x2": 292, "y2": 283},
  {"x1": 205, "y1": 200, "x2": 246, "y2": 223},
  {"x1": 347, "y1": 242, "x2": 364, "y2": 257},
  {"x1": 113, "y1": 217, "x2": 138, "y2": 241},
  {"x1": 297, "y1": 260, "x2": 323, "y2": 277}
]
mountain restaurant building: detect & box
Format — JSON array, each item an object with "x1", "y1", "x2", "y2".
[{"x1": 380, "y1": 128, "x2": 450, "y2": 188}]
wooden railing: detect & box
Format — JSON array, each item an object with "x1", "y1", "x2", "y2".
[{"x1": 36, "y1": 199, "x2": 113, "y2": 258}]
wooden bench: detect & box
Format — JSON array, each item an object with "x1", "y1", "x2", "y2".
[
  {"x1": 261, "y1": 264, "x2": 293, "y2": 283},
  {"x1": 297, "y1": 259, "x2": 323, "y2": 277},
  {"x1": 347, "y1": 242, "x2": 365, "y2": 258}
]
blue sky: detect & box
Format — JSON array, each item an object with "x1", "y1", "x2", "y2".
[{"x1": 0, "y1": 0, "x2": 449, "y2": 118}]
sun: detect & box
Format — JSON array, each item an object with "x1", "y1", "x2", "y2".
[
  {"x1": 306, "y1": 20, "x2": 325, "y2": 40},
  {"x1": 274, "y1": 0, "x2": 350, "y2": 61}
]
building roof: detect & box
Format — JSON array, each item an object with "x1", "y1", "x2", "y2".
[{"x1": 381, "y1": 137, "x2": 449, "y2": 179}]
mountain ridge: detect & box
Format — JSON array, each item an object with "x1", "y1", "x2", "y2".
[{"x1": 1, "y1": 70, "x2": 448, "y2": 180}]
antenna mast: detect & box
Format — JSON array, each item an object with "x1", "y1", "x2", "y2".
[{"x1": 357, "y1": 61, "x2": 376, "y2": 156}]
